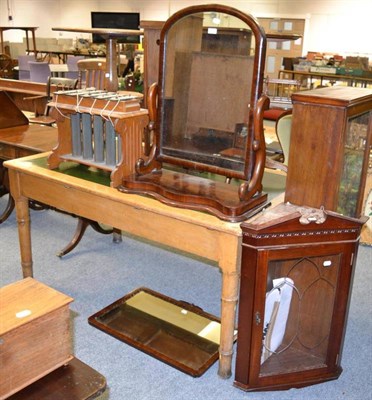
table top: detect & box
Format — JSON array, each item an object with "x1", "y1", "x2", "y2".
[
  {"x1": 52, "y1": 27, "x2": 144, "y2": 37},
  {"x1": 0, "y1": 26, "x2": 38, "y2": 31},
  {"x1": 279, "y1": 68, "x2": 372, "y2": 83},
  {"x1": 4, "y1": 153, "x2": 244, "y2": 235},
  {"x1": 0, "y1": 78, "x2": 47, "y2": 96},
  {"x1": 0, "y1": 125, "x2": 58, "y2": 154}
]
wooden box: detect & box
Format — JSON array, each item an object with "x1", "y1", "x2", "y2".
[{"x1": 0, "y1": 278, "x2": 73, "y2": 399}]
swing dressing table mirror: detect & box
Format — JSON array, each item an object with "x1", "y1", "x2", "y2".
[{"x1": 120, "y1": 4, "x2": 269, "y2": 222}]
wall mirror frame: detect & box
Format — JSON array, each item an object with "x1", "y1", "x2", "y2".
[{"x1": 119, "y1": 4, "x2": 269, "y2": 222}]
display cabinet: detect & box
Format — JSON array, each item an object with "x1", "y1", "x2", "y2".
[
  {"x1": 285, "y1": 86, "x2": 372, "y2": 218},
  {"x1": 234, "y1": 202, "x2": 366, "y2": 391}
]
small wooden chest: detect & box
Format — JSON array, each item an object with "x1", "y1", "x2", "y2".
[{"x1": 0, "y1": 278, "x2": 74, "y2": 399}]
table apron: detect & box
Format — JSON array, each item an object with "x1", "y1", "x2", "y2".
[{"x1": 15, "y1": 171, "x2": 241, "y2": 266}]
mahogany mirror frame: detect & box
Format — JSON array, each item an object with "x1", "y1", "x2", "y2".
[
  {"x1": 148, "y1": 4, "x2": 267, "y2": 178},
  {"x1": 120, "y1": 4, "x2": 269, "y2": 221}
]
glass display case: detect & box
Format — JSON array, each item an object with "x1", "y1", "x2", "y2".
[
  {"x1": 285, "y1": 86, "x2": 372, "y2": 218},
  {"x1": 234, "y1": 202, "x2": 367, "y2": 391}
]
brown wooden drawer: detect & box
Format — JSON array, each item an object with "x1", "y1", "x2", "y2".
[
  {"x1": 0, "y1": 144, "x2": 37, "y2": 160},
  {"x1": 15, "y1": 148, "x2": 36, "y2": 158},
  {"x1": 0, "y1": 143, "x2": 17, "y2": 159}
]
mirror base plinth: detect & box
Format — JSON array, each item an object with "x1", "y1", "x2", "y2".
[{"x1": 119, "y1": 170, "x2": 268, "y2": 222}]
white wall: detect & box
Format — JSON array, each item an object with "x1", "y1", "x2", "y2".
[{"x1": 1, "y1": 0, "x2": 371, "y2": 58}]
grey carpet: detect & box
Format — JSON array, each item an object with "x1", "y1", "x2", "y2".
[{"x1": 1, "y1": 196, "x2": 371, "y2": 400}]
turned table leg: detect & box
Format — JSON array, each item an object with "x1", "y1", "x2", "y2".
[
  {"x1": 217, "y1": 234, "x2": 241, "y2": 379},
  {"x1": 8, "y1": 169, "x2": 33, "y2": 277},
  {"x1": 0, "y1": 163, "x2": 15, "y2": 223}
]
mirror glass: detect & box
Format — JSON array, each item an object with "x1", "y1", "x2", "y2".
[
  {"x1": 88, "y1": 288, "x2": 225, "y2": 376},
  {"x1": 160, "y1": 11, "x2": 257, "y2": 174},
  {"x1": 126, "y1": 290, "x2": 221, "y2": 344}
]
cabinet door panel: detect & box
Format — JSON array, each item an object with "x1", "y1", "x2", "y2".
[{"x1": 256, "y1": 249, "x2": 343, "y2": 379}]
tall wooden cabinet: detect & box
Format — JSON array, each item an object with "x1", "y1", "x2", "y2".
[
  {"x1": 285, "y1": 86, "x2": 372, "y2": 218},
  {"x1": 234, "y1": 202, "x2": 366, "y2": 391}
]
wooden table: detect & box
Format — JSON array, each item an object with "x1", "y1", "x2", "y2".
[
  {"x1": 0, "y1": 26, "x2": 38, "y2": 54},
  {"x1": 0, "y1": 78, "x2": 48, "y2": 114},
  {"x1": 5, "y1": 152, "x2": 250, "y2": 379},
  {"x1": 52, "y1": 27, "x2": 143, "y2": 91},
  {"x1": 278, "y1": 68, "x2": 372, "y2": 88},
  {"x1": 0, "y1": 124, "x2": 58, "y2": 222},
  {"x1": 33, "y1": 49, "x2": 87, "y2": 63},
  {"x1": 0, "y1": 121, "x2": 118, "y2": 255},
  {"x1": 0, "y1": 124, "x2": 58, "y2": 158}
]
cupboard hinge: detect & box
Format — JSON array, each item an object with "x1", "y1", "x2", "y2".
[{"x1": 255, "y1": 311, "x2": 261, "y2": 325}]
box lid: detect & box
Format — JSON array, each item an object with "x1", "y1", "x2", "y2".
[{"x1": 0, "y1": 278, "x2": 73, "y2": 335}]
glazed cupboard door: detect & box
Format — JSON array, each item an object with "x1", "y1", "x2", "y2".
[
  {"x1": 234, "y1": 243, "x2": 357, "y2": 391},
  {"x1": 337, "y1": 110, "x2": 372, "y2": 217}
]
